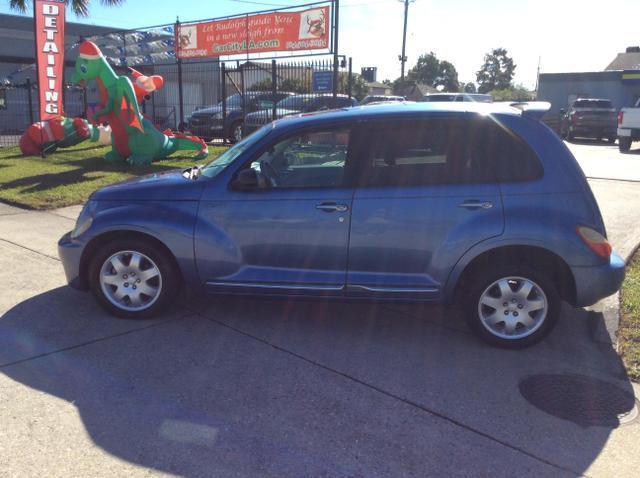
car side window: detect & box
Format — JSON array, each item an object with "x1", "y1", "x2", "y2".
[
  {"x1": 247, "y1": 128, "x2": 351, "y2": 189},
  {"x1": 357, "y1": 117, "x2": 542, "y2": 187},
  {"x1": 357, "y1": 119, "x2": 471, "y2": 187}
]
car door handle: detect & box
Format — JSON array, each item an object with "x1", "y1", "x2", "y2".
[
  {"x1": 316, "y1": 202, "x2": 349, "y2": 213},
  {"x1": 458, "y1": 200, "x2": 493, "y2": 210}
]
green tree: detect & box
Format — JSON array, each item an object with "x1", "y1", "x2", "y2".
[
  {"x1": 406, "y1": 52, "x2": 459, "y2": 92},
  {"x1": 338, "y1": 72, "x2": 369, "y2": 101},
  {"x1": 463, "y1": 82, "x2": 477, "y2": 93},
  {"x1": 476, "y1": 48, "x2": 516, "y2": 94},
  {"x1": 489, "y1": 84, "x2": 533, "y2": 101},
  {"x1": 10, "y1": 0, "x2": 124, "y2": 16}
]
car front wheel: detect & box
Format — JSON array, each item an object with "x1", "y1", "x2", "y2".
[
  {"x1": 89, "y1": 238, "x2": 179, "y2": 319},
  {"x1": 229, "y1": 121, "x2": 243, "y2": 143},
  {"x1": 464, "y1": 267, "x2": 560, "y2": 348}
]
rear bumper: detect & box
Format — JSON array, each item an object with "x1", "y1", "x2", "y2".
[
  {"x1": 58, "y1": 231, "x2": 88, "y2": 290},
  {"x1": 571, "y1": 252, "x2": 625, "y2": 307},
  {"x1": 569, "y1": 125, "x2": 616, "y2": 137}
]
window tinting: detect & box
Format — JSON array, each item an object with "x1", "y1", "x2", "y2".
[
  {"x1": 573, "y1": 99, "x2": 613, "y2": 109},
  {"x1": 358, "y1": 117, "x2": 542, "y2": 187}
]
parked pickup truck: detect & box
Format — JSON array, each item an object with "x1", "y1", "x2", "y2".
[
  {"x1": 560, "y1": 98, "x2": 617, "y2": 143},
  {"x1": 617, "y1": 98, "x2": 640, "y2": 152}
]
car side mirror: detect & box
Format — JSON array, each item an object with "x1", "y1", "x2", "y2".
[{"x1": 232, "y1": 168, "x2": 259, "y2": 190}]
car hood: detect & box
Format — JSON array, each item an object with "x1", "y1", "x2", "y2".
[
  {"x1": 92, "y1": 169, "x2": 206, "y2": 202},
  {"x1": 191, "y1": 105, "x2": 223, "y2": 116}
]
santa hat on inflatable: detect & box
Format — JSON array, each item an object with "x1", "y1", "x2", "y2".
[
  {"x1": 129, "y1": 68, "x2": 164, "y2": 91},
  {"x1": 78, "y1": 41, "x2": 102, "y2": 60}
]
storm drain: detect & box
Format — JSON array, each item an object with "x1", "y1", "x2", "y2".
[{"x1": 519, "y1": 374, "x2": 639, "y2": 428}]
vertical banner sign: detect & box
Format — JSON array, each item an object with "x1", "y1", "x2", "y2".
[
  {"x1": 34, "y1": 0, "x2": 65, "y2": 120},
  {"x1": 176, "y1": 5, "x2": 331, "y2": 59}
]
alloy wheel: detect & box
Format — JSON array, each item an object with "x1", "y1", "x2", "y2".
[
  {"x1": 99, "y1": 250, "x2": 163, "y2": 312},
  {"x1": 477, "y1": 276, "x2": 548, "y2": 340}
]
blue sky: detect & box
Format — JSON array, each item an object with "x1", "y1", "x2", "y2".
[{"x1": 3, "y1": 0, "x2": 640, "y2": 88}]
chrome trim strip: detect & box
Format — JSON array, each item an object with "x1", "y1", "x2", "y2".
[
  {"x1": 206, "y1": 281, "x2": 344, "y2": 291},
  {"x1": 347, "y1": 284, "x2": 438, "y2": 293}
]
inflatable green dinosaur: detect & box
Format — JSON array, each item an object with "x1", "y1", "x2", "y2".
[{"x1": 71, "y1": 41, "x2": 207, "y2": 166}]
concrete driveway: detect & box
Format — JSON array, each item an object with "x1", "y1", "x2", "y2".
[{"x1": 1, "y1": 142, "x2": 640, "y2": 477}]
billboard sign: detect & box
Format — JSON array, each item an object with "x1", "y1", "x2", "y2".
[
  {"x1": 177, "y1": 5, "x2": 330, "y2": 59},
  {"x1": 34, "y1": 0, "x2": 65, "y2": 120}
]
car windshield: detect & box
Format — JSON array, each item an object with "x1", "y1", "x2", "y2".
[
  {"x1": 573, "y1": 99, "x2": 613, "y2": 109},
  {"x1": 423, "y1": 95, "x2": 456, "y2": 102},
  {"x1": 218, "y1": 94, "x2": 244, "y2": 108},
  {"x1": 200, "y1": 126, "x2": 271, "y2": 178},
  {"x1": 276, "y1": 95, "x2": 314, "y2": 110}
]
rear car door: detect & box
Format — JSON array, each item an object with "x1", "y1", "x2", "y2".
[
  {"x1": 196, "y1": 124, "x2": 355, "y2": 293},
  {"x1": 346, "y1": 115, "x2": 505, "y2": 299}
]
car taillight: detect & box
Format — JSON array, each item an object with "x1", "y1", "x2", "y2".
[
  {"x1": 618, "y1": 111, "x2": 624, "y2": 126},
  {"x1": 577, "y1": 226, "x2": 612, "y2": 259}
]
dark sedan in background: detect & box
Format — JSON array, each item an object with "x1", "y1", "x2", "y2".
[
  {"x1": 187, "y1": 91, "x2": 294, "y2": 142},
  {"x1": 560, "y1": 98, "x2": 617, "y2": 143},
  {"x1": 243, "y1": 94, "x2": 358, "y2": 136}
]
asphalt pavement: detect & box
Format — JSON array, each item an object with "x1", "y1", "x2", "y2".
[{"x1": 1, "y1": 141, "x2": 639, "y2": 477}]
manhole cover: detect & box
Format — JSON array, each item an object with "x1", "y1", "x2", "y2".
[{"x1": 519, "y1": 374, "x2": 639, "y2": 428}]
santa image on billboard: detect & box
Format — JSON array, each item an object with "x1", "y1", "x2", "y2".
[{"x1": 299, "y1": 9, "x2": 326, "y2": 39}]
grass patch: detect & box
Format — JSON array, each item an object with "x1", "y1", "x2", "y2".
[
  {"x1": 0, "y1": 143, "x2": 226, "y2": 210},
  {"x1": 620, "y1": 249, "x2": 640, "y2": 382}
]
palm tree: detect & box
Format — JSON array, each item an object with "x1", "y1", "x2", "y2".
[{"x1": 10, "y1": 0, "x2": 124, "y2": 17}]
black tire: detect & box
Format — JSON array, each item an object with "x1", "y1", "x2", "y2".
[
  {"x1": 608, "y1": 136, "x2": 616, "y2": 144},
  {"x1": 88, "y1": 237, "x2": 180, "y2": 319},
  {"x1": 619, "y1": 137, "x2": 632, "y2": 152},
  {"x1": 463, "y1": 265, "x2": 560, "y2": 349},
  {"x1": 228, "y1": 121, "x2": 243, "y2": 143}
]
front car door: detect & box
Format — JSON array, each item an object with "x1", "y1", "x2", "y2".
[
  {"x1": 195, "y1": 123, "x2": 356, "y2": 295},
  {"x1": 346, "y1": 114, "x2": 506, "y2": 300}
]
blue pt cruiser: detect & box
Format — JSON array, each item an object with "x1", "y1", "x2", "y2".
[{"x1": 58, "y1": 102, "x2": 625, "y2": 348}]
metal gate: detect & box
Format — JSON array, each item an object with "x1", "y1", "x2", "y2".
[{"x1": 186, "y1": 57, "x2": 353, "y2": 143}]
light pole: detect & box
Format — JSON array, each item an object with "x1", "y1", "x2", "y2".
[{"x1": 399, "y1": 0, "x2": 414, "y2": 80}]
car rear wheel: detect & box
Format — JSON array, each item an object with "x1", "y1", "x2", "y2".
[
  {"x1": 464, "y1": 266, "x2": 560, "y2": 348},
  {"x1": 619, "y1": 137, "x2": 632, "y2": 152},
  {"x1": 89, "y1": 238, "x2": 179, "y2": 319}
]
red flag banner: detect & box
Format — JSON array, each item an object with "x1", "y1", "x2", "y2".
[
  {"x1": 176, "y1": 6, "x2": 330, "y2": 59},
  {"x1": 34, "y1": 0, "x2": 65, "y2": 120}
]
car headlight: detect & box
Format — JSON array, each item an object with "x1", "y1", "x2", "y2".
[
  {"x1": 71, "y1": 200, "x2": 97, "y2": 239},
  {"x1": 211, "y1": 111, "x2": 224, "y2": 120}
]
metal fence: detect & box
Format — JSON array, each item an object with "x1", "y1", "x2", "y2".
[
  {"x1": 0, "y1": 55, "x2": 353, "y2": 148},
  {"x1": 187, "y1": 57, "x2": 353, "y2": 143}
]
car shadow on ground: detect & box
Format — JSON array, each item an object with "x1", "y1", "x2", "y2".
[{"x1": 0, "y1": 287, "x2": 637, "y2": 476}]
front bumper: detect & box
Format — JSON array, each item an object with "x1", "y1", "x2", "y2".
[
  {"x1": 571, "y1": 252, "x2": 625, "y2": 307},
  {"x1": 188, "y1": 121, "x2": 223, "y2": 138},
  {"x1": 58, "y1": 231, "x2": 88, "y2": 290}
]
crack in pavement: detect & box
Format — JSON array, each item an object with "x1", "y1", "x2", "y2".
[
  {"x1": 197, "y1": 311, "x2": 587, "y2": 477},
  {"x1": 0, "y1": 237, "x2": 60, "y2": 262}
]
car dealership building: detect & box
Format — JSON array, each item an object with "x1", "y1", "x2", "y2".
[{"x1": 538, "y1": 47, "x2": 640, "y2": 123}]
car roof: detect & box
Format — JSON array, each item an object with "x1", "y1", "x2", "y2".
[{"x1": 272, "y1": 101, "x2": 526, "y2": 129}]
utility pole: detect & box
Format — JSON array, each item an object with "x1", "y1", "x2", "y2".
[{"x1": 399, "y1": 0, "x2": 414, "y2": 80}]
